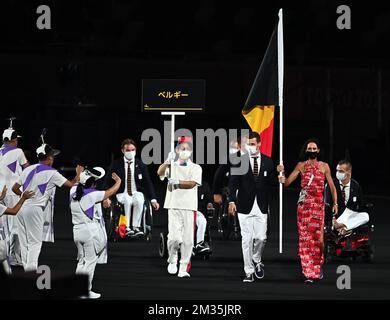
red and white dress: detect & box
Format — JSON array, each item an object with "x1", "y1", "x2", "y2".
[{"x1": 297, "y1": 161, "x2": 325, "y2": 279}]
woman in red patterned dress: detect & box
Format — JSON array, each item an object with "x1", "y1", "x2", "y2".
[{"x1": 278, "y1": 139, "x2": 338, "y2": 283}]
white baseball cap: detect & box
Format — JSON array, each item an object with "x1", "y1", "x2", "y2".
[
  {"x1": 36, "y1": 144, "x2": 61, "y2": 157},
  {"x1": 79, "y1": 167, "x2": 105, "y2": 185},
  {"x1": 2, "y1": 129, "x2": 22, "y2": 142}
]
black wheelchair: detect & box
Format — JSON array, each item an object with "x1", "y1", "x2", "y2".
[
  {"x1": 217, "y1": 189, "x2": 241, "y2": 240},
  {"x1": 323, "y1": 200, "x2": 375, "y2": 263},
  {"x1": 103, "y1": 195, "x2": 153, "y2": 242},
  {"x1": 159, "y1": 207, "x2": 215, "y2": 261}
]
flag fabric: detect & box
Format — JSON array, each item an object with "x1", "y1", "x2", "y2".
[
  {"x1": 118, "y1": 214, "x2": 127, "y2": 238},
  {"x1": 242, "y1": 14, "x2": 282, "y2": 157}
]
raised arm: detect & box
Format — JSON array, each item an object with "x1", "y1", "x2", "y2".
[
  {"x1": 62, "y1": 165, "x2": 84, "y2": 188},
  {"x1": 278, "y1": 162, "x2": 303, "y2": 187},
  {"x1": 12, "y1": 183, "x2": 22, "y2": 196},
  {"x1": 103, "y1": 173, "x2": 121, "y2": 200},
  {"x1": 5, "y1": 191, "x2": 35, "y2": 215},
  {"x1": 157, "y1": 151, "x2": 176, "y2": 178}
]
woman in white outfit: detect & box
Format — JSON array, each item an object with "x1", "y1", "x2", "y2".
[
  {"x1": 70, "y1": 167, "x2": 121, "y2": 299},
  {"x1": 0, "y1": 185, "x2": 34, "y2": 274}
]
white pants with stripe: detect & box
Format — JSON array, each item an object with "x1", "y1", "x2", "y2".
[
  {"x1": 116, "y1": 192, "x2": 144, "y2": 228},
  {"x1": 167, "y1": 209, "x2": 195, "y2": 273},
  {"x1": 337, "y1": 208, "x2": 369, "y2": 230},
  {"x1": 237, "y1": 198, "x2": 267, "y2": 275},
  {"x1": 17, "y1": 204, "x2": 44, "y2": 272},
  {"x1": 2, "y1": 194, "x2": 22, "y2": 266},
  {"x1": 0, "y1": 230, "x2": 11, "y2": 274}
]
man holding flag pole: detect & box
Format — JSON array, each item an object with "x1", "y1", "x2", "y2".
[
  {"x1": 228, "y1": 9, "x2": 284, "y2": 282},
  {"x1": 242, "y1": 8, "x2": 284, "y2": 253}
]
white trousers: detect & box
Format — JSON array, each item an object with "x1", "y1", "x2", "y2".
[
  {"x1": 195, "y1": 211, "x2": 207, "y2": 244},
  {"x1": 237, "y1": 198, "x2": 268, "y2": 275},
  {"x1": 0, "y1": 231, "x2": 11, "y2": 274},
  {"x1": 337, "y1": 208, "x2": 369, "y2": 230},
  {"x1": 17, "y1": 205, "x2": 44, "y2": 272},
  {"x1": 116, "y1": 192, "x2": 144, "y2": 228},
  {"x1": 74, "y1": 222, "x2": 105, "y2": 291},
  {"x1": 2, "y1": 194, "x2": 22, "y2": 266},
  {"x1": 167, "y1": 209, "x2": 195, "y2": 273}
]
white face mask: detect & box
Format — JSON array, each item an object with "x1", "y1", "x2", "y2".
[
  {"x1": 336, "y1": 171, "x2": 346, "y2": 181},
  {"x1": 179, "y1": 150, "x2": 192, "y2": 160},
  {"x1": 246, "y1": 145, "x2": 258, "y2": 156},
  {"x1": 124, "y1": 151, "x2": 136, "y2": 160},
  {"x1": 229, "y1": 148, "x2": 238, "y2": 155}
]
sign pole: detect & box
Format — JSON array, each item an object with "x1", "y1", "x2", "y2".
[{"x1": 161, "y1": 112, "x2": 185, "y2": 178}]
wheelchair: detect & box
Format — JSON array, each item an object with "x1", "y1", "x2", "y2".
[
  {"x1": 217, "y1": 189, "x2": 241, "y2": 240},
  {"x1": 103, "y1": 195, "x2": 153, "y2": 242},
  {"x1": 323, "y1": 201, "x2": 375, "y2": 263},
  {"x1": 158, "y1": 207, "x2": 215, "y2": 261}
]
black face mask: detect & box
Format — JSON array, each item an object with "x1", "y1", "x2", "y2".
[{"x1": 306, "y1": 151, "x2": 318, "y2": 160}]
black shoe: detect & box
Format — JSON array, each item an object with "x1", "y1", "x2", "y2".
[
  {"x1": 195, "y1": 241, "x2": 211, "y2": 254},
  {"x1": 133, "y1": 227, "x2": 144, "y2": 236},
  {"x1": 254, "y1": 262, "x2": 265, "y2": 279},
  {"x1": 243, "y1": 273, "x2": 255, "y2": 283},
  {"x1": 125, "y1": 227, "x2": 135, "y2": 236}
]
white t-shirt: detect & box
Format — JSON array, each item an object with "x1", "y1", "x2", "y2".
[
  {"x1": 160, "y1": 160, "x2": 202, "y2": 211},
  {"x1": 18, "y1": 163, "x2": 67, "y2": 208},
  {"x1": 70, "y1": 186, "x2": 105, "y2": 225},
  {"x1": 0, "y1": 146, "x2": 28, "y2": 195}
]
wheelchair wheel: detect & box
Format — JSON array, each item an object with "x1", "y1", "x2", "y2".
[
  {"x1": 324, "y1": 242, "x2": 334, "y2": 264},
  {"x1": 362, "y1": 244, "x2": 375, "y2": 263},
  {"x1": 103, "y1": 204, "x2": 116, "y2": 241},
  {"x1": 219, "y1": 209, "x2": 232, "y2": 239},
  {"x1": 143, "y1": 201, "x2": 153, "y2": 237},
  {"x1": 159, "y1": 232, "x2": 168, "y2": 258}
]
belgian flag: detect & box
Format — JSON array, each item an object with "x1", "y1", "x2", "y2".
[{"x1": 242, "y1": 9, "x2": 284, "y2": 157}]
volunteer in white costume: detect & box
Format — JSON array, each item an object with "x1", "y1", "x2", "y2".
[
  {"x1": 157, "y1": 136, "x2": 202, "y2": 278},
  {"x1": 70, "y1": 168, "x2": 121, "y2": 299},
  {"x1": 0, "y1": 185, "x2": 34, "y2": 274},
  {"x1": 12, "y1": 135, "x2": 83, "y2": 272},
  {"x1": 0, "y1": 118, "x2": 30, "y2": 266}
]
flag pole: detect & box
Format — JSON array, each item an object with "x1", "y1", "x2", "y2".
[{"x1": 277, "y1": 9, "x2": 284, "y2": 254}]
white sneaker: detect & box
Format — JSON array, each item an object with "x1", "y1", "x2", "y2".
[
  {"x1": 167, "y1": 263, "x2": 178, "y2": 275},
  {"x1": 79, "y1": 290, "x2": 101, "y2": 299},
  {"x1": 88, "y1": 291, "x2": 101, "y2": 299},
  {"x1": 178, "y1": 271, "x2": 190, "y2": 278}
]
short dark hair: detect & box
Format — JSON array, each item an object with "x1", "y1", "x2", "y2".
[
  {"x1": 121, "y1": 138, "x2": 137, "y2": 149},
  {"x1": 248, "y1": 131, "x2": 261, "y2": 143},
  {"x1": 338, "y1": 159, "x2": 352, "y2": 171}
]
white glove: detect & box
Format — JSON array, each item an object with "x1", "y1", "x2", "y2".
[
  {"x1": 168, "y1": 178, "x2": 180, "y2": 191},
  {"x1": 168, "y1": 178, "x2": 179, "y2": 187},
  {"x1": 164, "y1": 151, "x2": 176, "y2": 164}
]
